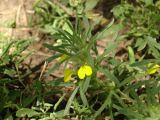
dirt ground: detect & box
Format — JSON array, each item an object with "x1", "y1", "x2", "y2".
[
  {"x1": 0, "y1": 0, "x2": 33, "y2": 27},
  {"x1": 0, "y1": 0, "x2": 54, "y2": 80}
]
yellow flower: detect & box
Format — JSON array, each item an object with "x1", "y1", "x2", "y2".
[
  {"x1": 78, "y1": 65, "x2": 92, "y2": 79},
  {"x1": 64, "y1": 68, "x2": 74, "y2": 82},
  {"x1": 147, "y1": 63, "x2": 160, "y2": 75}
]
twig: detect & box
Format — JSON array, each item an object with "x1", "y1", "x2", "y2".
[
  {"x1": 16, "y1": 0, "x2": 28, "y2": 27},
  {"x1": 16, "y1": 4, "x2": 22, "y2": 27},
  {"x1": 39, "y1": 61, "x2": 48, "y2": 81}
]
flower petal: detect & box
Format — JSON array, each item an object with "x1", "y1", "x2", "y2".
[
  {"x1": 64, "y1": 68, "x2": 73, "y2": 82},
  {"x1": 148, "y1": 68, "x2": 157, "y2": 74},
  {"x1": 147, "y1": 64, "x2": 160, "y2": 74},
  {"x1": 78, "y1": 66, "x2": 85, "y2": 79},
  {"x1": 84, "y1": 65, "x2": 92, "y2": 76}
]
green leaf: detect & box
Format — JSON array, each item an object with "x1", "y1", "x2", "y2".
[
  {"x1": 120, "y1": 73, "x2": 144, "y2": 87},
  {"x1": 45, "y1": 62, "x2": 61, "y2": 76},
  {"x1": 129, "y1": 89, "x2": 140, "y2": 102},
  {"x1": 16, "y1": 108, "x2": 39, "y2": 118},
  {"x1": 96, "y1": 42, "x2": 118, "y2": 63},
  {"x1": 100, "y1": 67, "x2": 120, "y2": 87},
  {"x1": 64, "y1": 86, "x2": 79, "y2": 116},
  {"x1": 118, "y1": 108, "x2": 143, "y2": 119},
  {"x1": 88, "y1": 19, "x2": 116, "y2": 50},
  {"x1": 46, "y1": 54, "x2": 62, "y2": 63},
  {"x1": 135, "y1": 38, "x2": 147, "y2": 51},
  {"x1": 44, "y1": 43, "x2": 72, "y2": 56},
  {"x1": 4, "y1": 69, "x2": 16, "y2": 77},
  {"x1": 93, "y1": 92, "x2": 112, "y2": 118},
  {"x1": 33, "y1": 0, "x2": 42, "y2": 8},
  {"x1": 128, "y1": 46, "x2": 135, "y2": 64},
  {"x1": 22, "y1": 96, "x2": 36, "y2": 107},
  {"x1": 4, "y1": 113, "x2": 13, "y2": 120},
  {"x1": 100, "y1": 24, "x2": 123, "y2": 38},
  {"x1": 142, "y1": 0, "x2": 153, "y2": 6},
  {"x1": 62, "y1": 22, "x2": 73, "y2": 35},
  {"x1": 33, "y1": 80, "x2": 43, "y2": 92},
  {"x1": 85, "y1": 0, "x2": 99, "y2": 11},
  {"x1": 112, "y1": 92, "x2": 127, "y2": 108},
  {"x1": 148, "y1": 44, "x2": 160, "y2": 58},
  {"x1": 82, "y1": 77, "x2": 91, "y2": 93},
  {"x1": 104, "y1": 42, "x2": 118, "y2": 54},
  {"x1": 130, "y1": 59, "x2": 154, "y2": 67},
  {"x1": 0, "y1": 78, "x2": 12, "y2": 85},
  {"x1": 112, "y1": 5, "x2": 125, "y2": 18},
  {"x1": 94, "y1": 19, "x2": 115, "y2": 41},
  {"x1": 1, "y1": 42, "x2": 13, "y2": 58},
  {"x1": 79, "y1": 82, "x2": 89, "y2": 107},
  {"x1": 54, "y1": 94, "x2": 65, "y2": 111}
]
